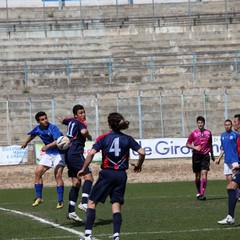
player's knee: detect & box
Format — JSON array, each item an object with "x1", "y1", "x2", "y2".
[
  {"x1": 84, "y1": 173, "x2": 94, "y2": 182},
  {"x1": 226, "y1": 182, "x2": 238, "y2": 190}
]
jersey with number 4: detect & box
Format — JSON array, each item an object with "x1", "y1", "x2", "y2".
[{"x1": 92, "y1": 131, "x2": 142, "y2": 170}]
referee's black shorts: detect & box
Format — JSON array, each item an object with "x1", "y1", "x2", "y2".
[{"x1": 192, "y1": 153, "x2": 210, "y2": 173}]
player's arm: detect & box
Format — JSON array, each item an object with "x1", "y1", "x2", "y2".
[
  {"x1": 216, "y1": 149, "x2": 224, "y2": 164},
  {"x1": 77, "y1": 149, "x2": 96, "y2": 179},
  {"x1": 132, "y1": 148, "x2": 145, "y2": 173},
  {"x1": 186, "y1": 143, "x2": 201, "y2": 151},
  {"x1": 21, "y1": 135, "x2": 36, "y2": 148},
  {"x1": 41, "y1": 140, "x2": 57, "y2": 152},
  {"x1": 56, "y1": 116, "x2": 63, "y2": 123},
  {"x1": 81, "y1": 128, "x2": 92, "y2": 141},
  {"x1": 209, "y1": 134, "x2": 215, "y2": 161}
]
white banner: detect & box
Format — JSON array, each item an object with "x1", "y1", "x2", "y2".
[
  {"x1": 0, "y1": 145, "x2": 28, "y2": 165},
  {"x1": 130, "y1": 136, "x2": 221, "y2": 159}
]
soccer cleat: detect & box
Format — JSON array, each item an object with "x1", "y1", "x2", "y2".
[
  {"x1": 218, "y1": 215, "x2": 235, "y2": 225},
  {"x1": 79, "y1": 235, "x2": 92, "y2": 240},
  {"x1": 67, "y1": 212, "x2": 83, "y2": 222},
  {"x1": 113, "y1": 237, "x2": 120, "y2": 240},
  {"x1": 78, "y1": 203, "x2": 87, "y2": 212},
  {"x1": 56, "y1": 201, "x2": 64, "y2": 209},
  {"x1": 196, "y1": 194, "x2": 201, "y2": 199},
  {"x1": 84, "y1": 236, "x2": 92, "y2": 240},
  {"x1": 32, "y1": 198, "x2": 43, "y2": 207},
  {"x1": 197, "y1": 195, "x2": 206, "y2": 201}
]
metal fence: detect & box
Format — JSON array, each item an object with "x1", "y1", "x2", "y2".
[
  {"x1": 0, "y1": 50, "x2": 239, "y2": 87},
  {"x1": 1, "y1": 90, "x2": 240, "y2": 146},
  {"x1": 0, "y1": 0, "x2": 239, "y2": 33}
]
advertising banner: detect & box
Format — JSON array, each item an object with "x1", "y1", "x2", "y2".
[
  {"x1": 130, "y1": 136, "x2": 221, "y2": 159},
  {"x1": 0, "y1": 145, "x2": 28, "y2": 165},
  {"x1": 34, "y1": 136, "x2": 221, "y2": 162},
  {"x1": 34, "y1": 141, "x2": 102, "y2": 164}
]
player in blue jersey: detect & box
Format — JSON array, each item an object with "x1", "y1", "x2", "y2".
[
  {"x1": 58, "y1": 104, "x2": 93, "y2": 222},
  {"x1": 77, "y1": 112, "x2": 145, "y2": 240},
  {"x1": 216, "y1": 119, "x2": 240, "y2": 183},
  {"x1": 218, "y1": 115, "x2": 240, "y2": 225},
  {"x1": 21, "y1": 111, "x2": 66, "y2": 209}
]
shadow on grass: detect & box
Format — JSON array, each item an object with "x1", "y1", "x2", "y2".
[
  {"x1": 94, "y1": 218, "x2": 112, "y2": 226},
  {"x1": 205, "y1": 196, "x2": 227, "y2": 201}
]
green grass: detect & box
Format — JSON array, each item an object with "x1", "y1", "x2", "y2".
[{"x1": 1, "y1": 180, "x2": 240, "y2": 240}]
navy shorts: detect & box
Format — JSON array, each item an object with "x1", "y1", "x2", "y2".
[
  {"x1": 192, "y1": 153, "x2": 210, "y2": 173},
  {"x1": 66, "y1": 153, "x2": 91, "y2": 178},
  {"x1": 89, "y1": 169, "x2": 127, "y2": 205},
  {"x1": 232, "y1": 171, "x2": 240, "y2": 185}
]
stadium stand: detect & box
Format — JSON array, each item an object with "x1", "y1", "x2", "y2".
[{"x1": 0, "y1": 0, "x2": 240, "y2": 145}]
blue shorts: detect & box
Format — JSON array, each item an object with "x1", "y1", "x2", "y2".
[
  {"x1": 67, "y1": 153, "x2": 91, "y2": 178},
  {"x1": 89, "y1": 169, "x2": 127, "y2": 205}
]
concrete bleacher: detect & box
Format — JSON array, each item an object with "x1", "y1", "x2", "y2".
[{"x1": 0, "y1": 0, "x2": 240, "y2": 143}]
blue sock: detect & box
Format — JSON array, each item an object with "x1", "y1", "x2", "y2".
[
  {"x1": 228, "y1": 189, "x2": 238, "y2": 218},
  {"x1": 57, "y1": 185, "x2": 64, "y2": 202},
  {"x1": 113, "y1": 212, "x2": 122, "y2": 237},
  {"x1": 68, "y1": 186, "x2": 79, "y2": 213},
  {"x1": 35, "y1": 184, "x2": 43, "y2": 199},
  {"x1": 85, "y1": 208, "x2": 95, "y2": 236},
  {"x1": 82, "y1": 180, "x2": 93, "y2": 205}
]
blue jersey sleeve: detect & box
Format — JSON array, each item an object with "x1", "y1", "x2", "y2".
[
  {"x1": 27, "y1": 126, "x2": 39, "y2": 136},
  {"x1": 49, "y1": 123, "x2": 63, "y2": 140}
]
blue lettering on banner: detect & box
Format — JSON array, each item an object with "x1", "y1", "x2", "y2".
[
  {"x1": 130, "y1": 137, "x2": 221, "y2": 160},
  {"x1": 155, "y1": 141, "x2": 191, "y2": 155}
]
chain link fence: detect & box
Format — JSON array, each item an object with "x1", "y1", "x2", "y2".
[{"x1": 0, "y1": 90, "x2": 239, "y2": 146}]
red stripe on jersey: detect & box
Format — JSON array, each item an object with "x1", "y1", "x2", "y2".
[
  {"x1": 103, "y1": 153, "x2": 109, "y2": 168},
  {"x1": 76, "y1": 117, "x2": 88, "y2": 128},
  {"x1": 96, "y1": 132, "x2": 111, "y2": 142}
]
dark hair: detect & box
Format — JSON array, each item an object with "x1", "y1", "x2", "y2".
[
  {"x1": 108, "y1": 112, "x2": 130, "y2": 131},
  {"x1": 35, "y1": 111, "x2": 47, "y2": 121},
  {"x1": 225, "y1": 119, "x2": 232, "y2": 124},
  {"x1": 72, "y1": 104, "x2": 84, "y2": 115},
  {"x1": 234, "y1": 114, "x2": 240, "y2": 122},
  {"x1": 196, "y1": 116, "x2": 205, "y2": 123}
]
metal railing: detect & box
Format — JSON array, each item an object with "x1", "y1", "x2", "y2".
[
  {"x1": 0, "y1": 50, "x2": 238, "y2": 86},
  {"x1": 1, "y1": 11, "x2": 240, "y2": 33},
  {"x1": 0, "y1": 1, "x2": 240, "y2": 33}
]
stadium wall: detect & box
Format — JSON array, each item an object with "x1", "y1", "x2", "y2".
[{"x1": 0, "y1": 0, "x2": 218, "y2": 8}]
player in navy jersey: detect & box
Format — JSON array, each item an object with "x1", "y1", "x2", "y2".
[
  {"x1": 77, "y1": 112, "x2": 145, "y2": 240},
  {"x1": 58, "y1": 104, "x2": 93, "y2": 222},
  {"x1": 21, "y1": 111, "x2": 66, "y2": 209}
]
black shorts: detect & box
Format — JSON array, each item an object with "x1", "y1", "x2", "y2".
[
  {"x1": 192, "y1": 153, "x2": 210, "y2": 173},
  {"x1": 67, "y1": 153, "x2": 91, "y2": 178},
  {"x1": 89, "y1": 169, "x2": 127, "y2": 205}
]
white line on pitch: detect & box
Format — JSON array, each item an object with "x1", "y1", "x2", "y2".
[
  {"x1": 95, "y1": 226, "x2": 240, "y2": 238},
  {"x1": 0, "y1": 207, "x2": 99, "y2": 240}
]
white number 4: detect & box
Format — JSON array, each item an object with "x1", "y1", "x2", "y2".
[{"x1": 109, "y1": 137, "x2": 121, "y2": 156}]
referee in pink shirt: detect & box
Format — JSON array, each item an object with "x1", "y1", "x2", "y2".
[{"x1": 186, "y1": 116, "x2": 215, "y2": 200}]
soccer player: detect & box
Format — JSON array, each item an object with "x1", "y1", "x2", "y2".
[
  {"x1": 216, "y1": 119, "x2": 240, "y2": 183},
  {"x1": 218, "y1": 114, "x2": 240, "y2": 224},
  {"x1": 58, "y1": 104, "x2": 93, "y2": 222},
  {"x1": 186, "y1": 116, "x2": 215, "y2": 200},
  {"x1": 21, "y1": 111, "x2": 66, "y2": 209},
  {"x1": 77, "y1": 112, "x2": 145, "y2": 240}
]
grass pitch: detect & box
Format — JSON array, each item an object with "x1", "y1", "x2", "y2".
[{"x1": 1, "y1": 180, "x2": 240, "y2": 240}]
